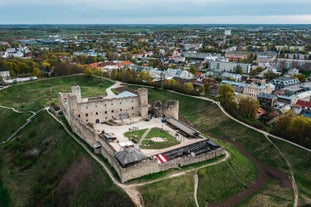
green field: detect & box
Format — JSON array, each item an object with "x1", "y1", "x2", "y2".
[
  {"x1": 0, "y1": 108, "x2": 32, "y2": 142},
  {"x1": 0, "y1": 75, "x2": 113, "y2": 111},
  {"x1": 124, "y1": 128, "x2": 147, "y2": 141}
]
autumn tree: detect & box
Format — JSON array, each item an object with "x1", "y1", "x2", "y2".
[
  {"x1": 217, "y1": 84, "x2": 238, "y2": 112},
  {"x1": 198, "y1": 85, "x2": 205, "y2": 95},
  {"x1": 182, "y1": 82, "x2": 193, "y2": 94},
  {"x1": 292, "y1": 74, "x2": 306, "y2": 83},
  {"x1": 238, "y1": 96, "x2": 259, "y2": 119}
]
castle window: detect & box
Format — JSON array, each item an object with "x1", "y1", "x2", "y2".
[
  {"x1": 86, "y1": 119, "x2": 88, "y2": 122},
  {"x1": 111, "y1": 103, "x2": 113, "y2": 105},
  {"x1": 105, "y1": 111, "x2": 107, "y2": 114},
  {"x1": 86, "y1": 113, "x2": 88, "y2": 117},
  {"x1": 96, "y1": 112, "x2": 98, "y2": 115},
  {"x1": 105, "y1": 117, "x2": 107, "y2": 119},
  {"x1": 120, "y1": 109, "x2": 122, "y2": 111},
  {"x1": 86, "y1": 106, "x2": 88, "y2": 109},
  {"x1": 120, "y1": 102, "x2": 122, "y2": 104},
  {"x1": 78, "y1": 114, "x2": 80, "y2": 118},
  {"x1": 105, "y1": 104, "x2": 107, "y2": 107},
  {"x1": 132, "y1": 107, "x2": 134, "y2": 110},
  {"x1": 111, "y1": 110, "x2": 114, "y2": 113}
]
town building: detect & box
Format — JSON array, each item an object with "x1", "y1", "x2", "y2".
[
  {"x1": 271, "y1": 77, "x2": 300, "y2": 91},
  {"x1": 210, "y1": 61, "x2": 251, "y2": 74},
  {"x1": 221, "y1": 80, "x2": 275, "y2": 98},
  {"x1": 257, "y1": 93, "x2": 278, "y2": 108}
]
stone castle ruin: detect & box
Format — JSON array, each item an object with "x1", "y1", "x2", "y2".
[{"x1": 59, "y1": 86, "x2": 225, "y2": 182}]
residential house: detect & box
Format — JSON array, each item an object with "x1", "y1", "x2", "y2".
[{"x1": 257, "y1": 93, "x2": 277, "y2": 108}]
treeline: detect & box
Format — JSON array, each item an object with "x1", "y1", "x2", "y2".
[{"x1": 273, "y1": 112, "x2": 311, "y2": 148}]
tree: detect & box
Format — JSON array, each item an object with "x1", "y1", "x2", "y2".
[
  {"x1": 264, "y1": 71, "x2": 279, "y2": 80},
  {"x1": 182, "y1": 82, "x2": 193, "y2": 94},
  {"x1": 165, "y1": 79, "x2": 177, "y2": 89},
  {"x1": 238, "y1": 96, "x2": 259, "y2": 119},
  {"x1": 84, "y1": 67, "x2": 93, "y2": 78},
  {"x1": 217, "y1": 84, "x2": 238, "y2": 112},
  {"x1": 32, "y1": 67, "x2": 42, "y2": 77},
  {"x1": 235, "y1": 66, "x2": 243, "y2": 74},
  {"x1": 217, "y1": 84, "x2": 235, "y2": 105},
  {"x1": 293, "y1": 74, "x2": 306, "y2": 83},
  {"x1": 189, "y1": 65, "x2": 198, "y2": 75},
  {"x1": 198, "y1": 85, "x2": 205, "y2": 95}
]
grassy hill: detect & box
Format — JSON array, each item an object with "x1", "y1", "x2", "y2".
[
  {"x1": 0, "y1": 75, "x2": 133, "y2": 206},
  {"x1": 0, "y1": 75, "x2": 310, "y2": 207}
]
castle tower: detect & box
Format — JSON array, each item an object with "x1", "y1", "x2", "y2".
[
  {"x1": 71, "y1": 85, "x2": 81, "y2": 103},
  {"x1": 138, "y1": 88, "x2": 148, "y2": 118}
]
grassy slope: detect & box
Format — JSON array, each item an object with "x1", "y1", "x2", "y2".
[
  {"x1": 0, "y1": 76, "x2": 132, "y2": 206},
  {"x1": 197, "y1": 143, "x2": 258, "y2": 206},
  {"x1": 133, "y1": 87, "x2": 295, "y2": 206},
  {"x1": 0, "y1": 75, "x2": 113, "y2": 111},
  {"x1": 239, "y1": 178, "x2": 293, "y2": 207},
  {"x1": 0, "y1": 111, "x2": 133, "y2": 207},
  {"x1": 139, "y1": 173, "x2": 196, "y2": 207},
  {"x1": 0, "y1": 108, "x2": 32, "y2": 142},
  {"x1": 271, "y1": 138, "x2": 311, "y2": 206}
]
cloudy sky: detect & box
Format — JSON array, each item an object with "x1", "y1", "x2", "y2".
[{"x1": 1, "y1": 0, "x2": 311, "y2": 24}]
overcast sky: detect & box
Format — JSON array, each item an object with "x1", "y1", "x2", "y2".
[{"x1": 1, "y1": 0, "x2": 311, "y2": 24}]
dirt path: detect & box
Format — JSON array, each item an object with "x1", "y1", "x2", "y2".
[
  {"x1": 105, "y1": 81, "x2": 122, "y2": 99},
  {"x1": 0, "y1": 105, "x2": 43, "y2": 144},
  {"x1": 138, "y1": 128, "x2": 151, "y2": 145},
  {"x1": 264, "y1": 135, "x2": 298, "y2": 207},
  {"x1": 194, "y1": 173, "x2": 199, "y2": 207}
]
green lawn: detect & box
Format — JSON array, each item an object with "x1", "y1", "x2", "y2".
[
  {"x1": 0, "y1": 108, "x2": 32, "y2": 142},
  {"x1": 140, "y1": 127, "x2": 180, "y2": 149},
  {"x1": 0, "y1": 111, "x2": 133, "y2": 207},
  {"x1": 124, "y1": 128, "x2": 147, "y2": 142},
  {"x1": 0, "y1": 75, "x2": 114, "y2": 111}
]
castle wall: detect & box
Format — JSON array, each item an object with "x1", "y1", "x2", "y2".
[
  {"x1": 59, "y1": 86, "x2": 225, "y2": 183},
  {"x1": 77, "y1": 96, "x2": 140, "y2": 124},
  {"x1": 118, "y1": 147, "x2": 225, "y2": 182},
  {"x1": 163, "y1": 100, "x2": 179, "y2": 119},
  {"x1": 62, "y1": 112, "x2": 225, "y2": 183}
]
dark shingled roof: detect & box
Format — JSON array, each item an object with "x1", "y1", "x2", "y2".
[{"x1": 115, "y1": 148, "x2": 146, "y2": 168}]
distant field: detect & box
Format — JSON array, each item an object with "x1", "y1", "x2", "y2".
[{"x1": 0, "y1": 75, "x2": 113, "y2": 111}]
